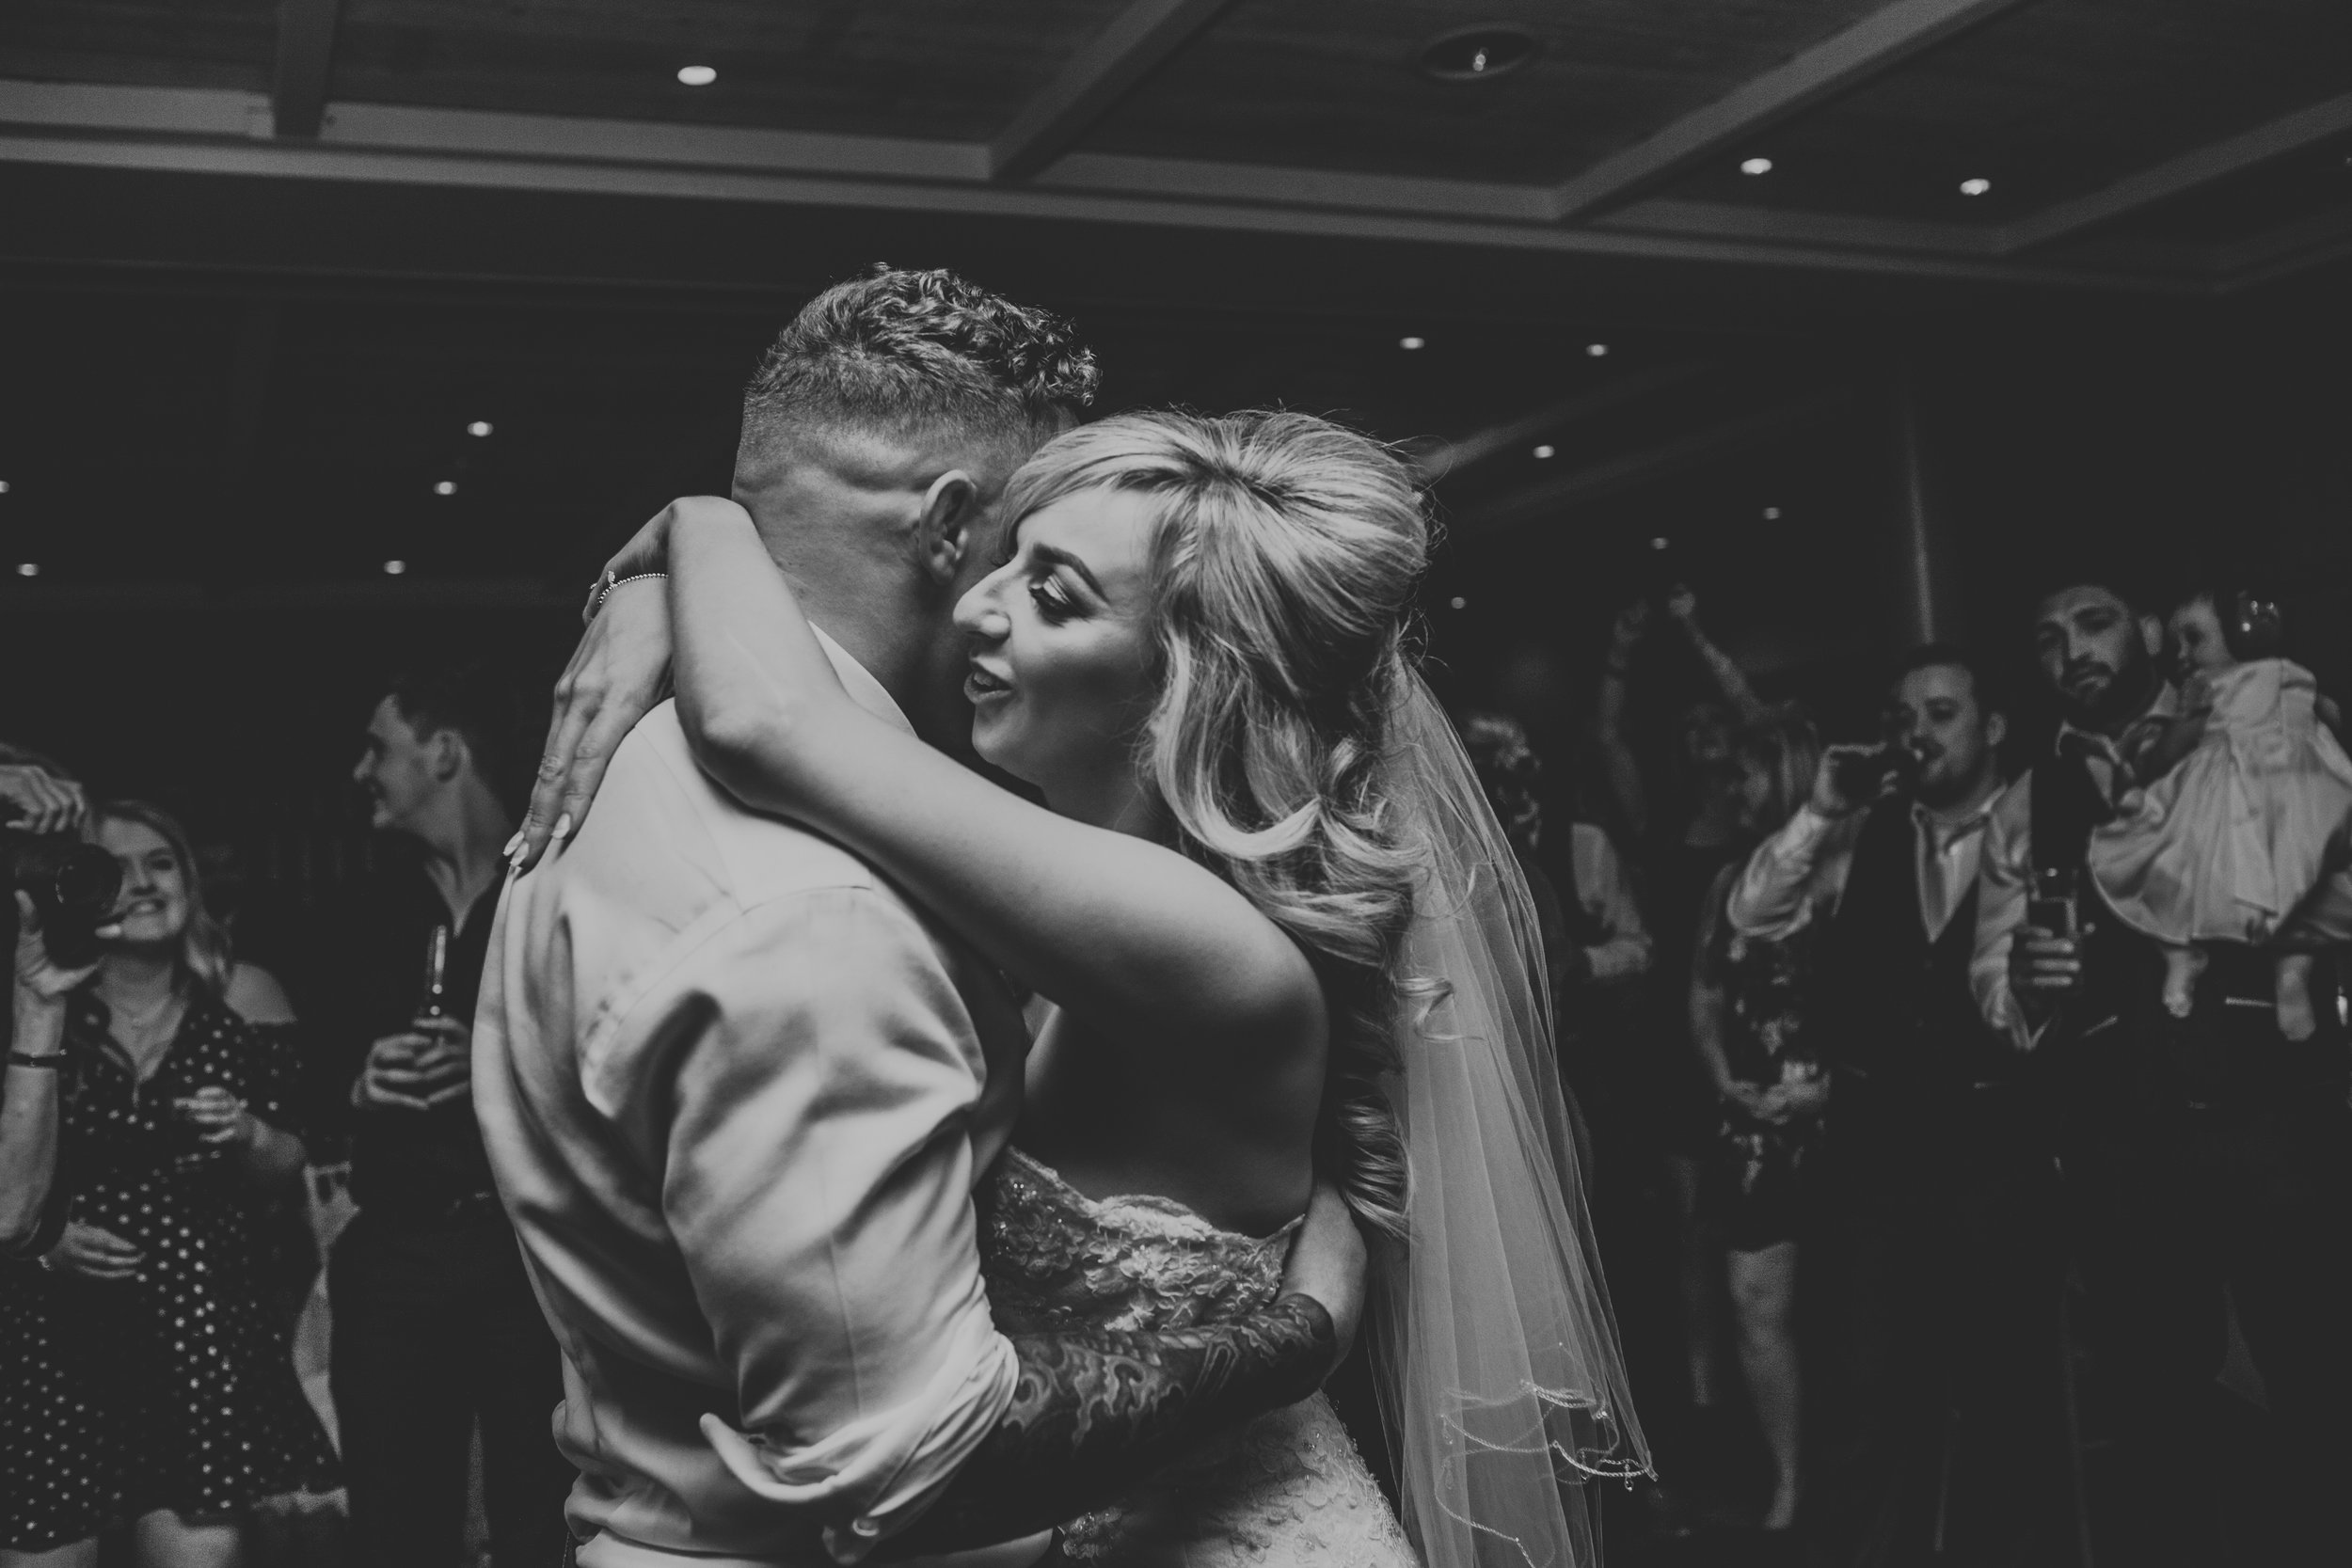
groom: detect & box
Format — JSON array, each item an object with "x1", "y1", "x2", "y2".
[{"x1": 474, "y1": 266, "x2": 1363, "y2": 1567}]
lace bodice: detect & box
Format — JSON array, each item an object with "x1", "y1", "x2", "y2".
[
  {"x1": 978, "y1": 1149, "x2": 1417, "y2": 1565},
  {"x1": 977, "y1": 1148, "x2": 1298, "y2": 1334}
]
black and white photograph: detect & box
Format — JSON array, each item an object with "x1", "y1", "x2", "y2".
[{"x1": 3, "y1": 5, "x2": 2348, "y2": 1567}]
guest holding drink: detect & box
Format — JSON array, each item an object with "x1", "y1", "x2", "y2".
[
  {"x1": 1975, "y1": 574, "x2": 2352, "y2": 1564},
  {"x1": 2, "y1": 800, "x2": 333, "y2": 1567},
  {"x1": 310, "y1": 665, "x2": 571, "y2": 1568}
]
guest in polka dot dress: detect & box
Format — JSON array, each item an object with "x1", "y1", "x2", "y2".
[{"x1": 1, "y1": 800, "x2": 336, "y2": 1566}]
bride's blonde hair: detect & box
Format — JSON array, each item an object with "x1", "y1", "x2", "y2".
[{"x1": 998, "y1": 409, "x2": 1427, "y2": 1236}]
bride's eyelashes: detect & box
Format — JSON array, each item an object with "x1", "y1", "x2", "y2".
[{"x1": 1027, "y1": 575, "x2": 1080, "y2": 623}]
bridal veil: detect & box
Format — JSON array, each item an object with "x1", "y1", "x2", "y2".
[{"x1": 1375, "y1": 673, "x2": 1650, "y2": 1568}]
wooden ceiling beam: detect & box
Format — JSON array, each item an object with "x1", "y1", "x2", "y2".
[
  {"x1": 1547, "y1": 0, "x2": 2037, "y2": 222},
  {"x1": 271, "y1": 0, "x2": 343, "y2": 139},
  {"x1": 1454, "y1": 393, "x2": 1851, "y2": 540},
  {"x1": 2001, "y1": 91, "x2": 2352, "y2": 253},
  {"x1": 990, "y1": 0, "x2": 1232, "y2": 182}
]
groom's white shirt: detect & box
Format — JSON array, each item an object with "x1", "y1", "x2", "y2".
[{"x1": 475, "y1": 631, "x2": 1034, "y2": 1567}]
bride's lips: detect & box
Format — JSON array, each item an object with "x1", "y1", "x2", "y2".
[{"x1": 964, "y1": 662, "x2": 1013, "y2": 704}]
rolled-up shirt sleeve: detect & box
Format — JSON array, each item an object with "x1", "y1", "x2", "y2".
[
  {"x1": 647, "y1": 886, "x2": 1018, "y2": 1558},
  {"x1": 1970, "y1": 775, "x2": 2042, "y2": 1053},
  {"x1": 1727, "y1": 804, "x2": 1853, "y2": 941}
]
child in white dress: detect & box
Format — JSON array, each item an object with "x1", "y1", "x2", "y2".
[{"x1": 2090, "y1": 587, "x2": 2352, "y2": 1040}]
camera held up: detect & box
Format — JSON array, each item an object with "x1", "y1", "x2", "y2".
[{"x1": 1, "y1": 817, "x2": 122, "y2": 971}]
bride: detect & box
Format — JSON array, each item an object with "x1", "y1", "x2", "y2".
[{"x1": 518, "y1": 409, "x2": 1645, "y2": 1565}]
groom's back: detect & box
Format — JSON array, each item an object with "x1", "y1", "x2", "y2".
[{"x1": 474, "y1": 699, "x2": 1026, "y2": 1564}]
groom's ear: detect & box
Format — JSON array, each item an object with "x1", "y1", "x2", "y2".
[{"x1": 914, "y1": 470, "x2": 980, "y2": 584}]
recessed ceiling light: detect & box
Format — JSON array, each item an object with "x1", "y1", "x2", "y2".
[
  {"x1": 1762, "y1": 505, "x2": 1782, "y2": 520},
  {"x1": 467, "y1": 420, "x2": 494, "y2": 437},
  {"x1": 14, "y1": 562, "x2": 38, "y2": 578},
  {"x1": 1740, "y1": 156, "x2": 1774, "y2": 176},
  {"x1": 1419, "y1": 27, "x2": 1539, "y2": 82},
  {"x1": 1398, "y1": 335, "x2": 1426, "y2": 351},
  {"x1": 433, "y1": 481, "x2": 457, "y2": 496},
  {"x1": 1649, "y1": 536, "x2": 1670, "y2": 551},
  {"x1": 676, "y1": 65, "x2": 717, "y2": 87},
  {"x1": 1586, "y1": 342, "x2": 1609, "y2": 357},
  {"x1": 1449, "y1": 596, "x2": 1469, "y2": 610},
  {"x1": 1533, "y1": 444, "x2": 1556, "y2": 460},
  {"x1": 1959, "y1": 177, "x2": 1992, "y2": 197},
  {"x1": 382, "y1": 560, "x2": 407, "y2": 576}
]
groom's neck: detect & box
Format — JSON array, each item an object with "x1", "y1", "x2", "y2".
[
  {"x1": 738, "y1": 463, "x2": 967, "y2": 756},
  {"x1": 795, "y1": 590, "x2": 917, "y2": 701},
  {"x1": 765, "y1": 555, "x2": 970, "y2": 755}
]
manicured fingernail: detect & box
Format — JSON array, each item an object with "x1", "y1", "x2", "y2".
[
  {"x1": 501, "y1": 830, "x2": 524, "y2": 858},
  {"x1": 551, "y1": 813, "x2": 573, "y2": 843}
]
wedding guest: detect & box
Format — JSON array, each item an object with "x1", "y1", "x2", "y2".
[
  {"x1": 1975, "y1": 573, "x2": 2352, "y2": 1564},
  {"x1": 1729, "y1": 647, "x2": 2068, "y2": 1564},
  {"x1": 1688, "y1": 705, "x2": 1825, "y2": 1537},
  {"x1": 1458, "y1": 711, "x2": 1651, "y2": 1021},
  {"x1": 310, "y1": 665, "x2": 573, "y2": 1568},
  {"x1": 1593, "y1": 587, "x2": 1767, "y2": 1429},
  {"x1": 2, "y1": 800, "x2": 334, "y2": 1566}
]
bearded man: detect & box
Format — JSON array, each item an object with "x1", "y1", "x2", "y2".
[{"x1": 1971, "y1": 576, "x2": 2352, "y2": 1565}]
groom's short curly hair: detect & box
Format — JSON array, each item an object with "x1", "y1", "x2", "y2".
[{"x1": 740, "y1": 264, "x2": 1098, "y2": 464}]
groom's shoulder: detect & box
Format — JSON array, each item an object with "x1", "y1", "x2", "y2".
[{"x1": 569, "y1": 701, "x2": 892, "y2": 909}]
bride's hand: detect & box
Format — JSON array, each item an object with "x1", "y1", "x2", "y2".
[
  {"x1": 512, "y1": 578, "x2": 675, "y2": 875},
  {"x1": 1278, "y1": 1180, "x2": 1369, "y2": 1373},
  {"x1": 516, "y1": 497, "x2": 755, "y2": 872}
]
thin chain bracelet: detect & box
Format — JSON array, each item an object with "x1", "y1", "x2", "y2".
[{"x1": 590, "y1": 569, "x2": 668, "y2": 620}]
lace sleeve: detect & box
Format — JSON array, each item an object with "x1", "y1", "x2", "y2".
[{"x1": 891, "y1": 1293, "x2": 1334, "y2": 1553}]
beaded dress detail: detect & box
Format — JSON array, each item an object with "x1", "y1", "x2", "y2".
[{"x1": 978, "y1": 1148, "x2": 1418, "y2": 1565}]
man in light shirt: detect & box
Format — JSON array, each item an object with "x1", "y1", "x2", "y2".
[
  {"x1": 1727, "y1": 645, "x2": 2067, "y2": 1564},
  {"x1": 474, "y1": 268, "x2": 1362, "y2": 1568},
  {"x1": 1970, "y1": 576, "x2": 2352, "y2": 1565}
]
